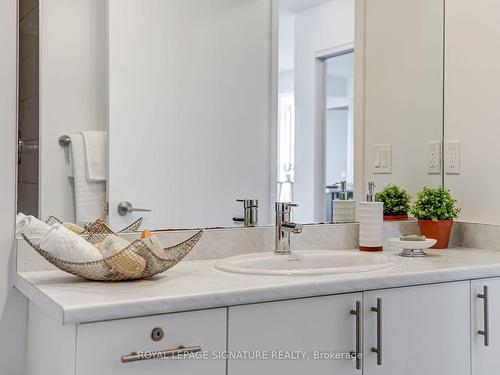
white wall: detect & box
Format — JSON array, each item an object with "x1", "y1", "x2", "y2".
[
  {"x1": 39, "y1": 0, "x2": 107, "y2": 222},
  {"x1": 0, "y1": 1, "x2": 28, "y2": 373},
  {"x1": 444, "y1": 0, "x2": 500, "y2": 224},
  {"x1": 293, "y1": 0, "x2": 354, "y2": 222},
  {"x1": 108, "y1": 0, "x2": 274, "y2": 229},
  {"x1": 363, "y1": 0, "x2": 443, "y2": 199}
]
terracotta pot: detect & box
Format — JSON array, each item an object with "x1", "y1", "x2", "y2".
[
  {"x1": 417, "y1": 219, "x2": 454, "y2": 249},
  {"x1": 384, "y1": 214, "x2": 408, "y2": 221}
]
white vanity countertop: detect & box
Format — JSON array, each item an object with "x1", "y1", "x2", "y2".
[{"x1": 15, "y1": 247, "x2": 500, "y2": 324}]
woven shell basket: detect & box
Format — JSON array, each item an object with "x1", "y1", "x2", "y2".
[{"x1": 23, "y1": 220, "x2": 203, "y2": 281}]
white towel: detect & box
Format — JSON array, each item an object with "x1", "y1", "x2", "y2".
[
  {"x1": 39, "y1": 224, "x2": 102, "y2": 263},
  {"x1": 16, "y1": 215, "x2": 52, "y2": 238},
  {"x1": 67, "y1": 147, "x2": 74, "y2": 179},
  {"x1": 81, "y1": 131, "x2": 107, "y2": 182},
  {"x1": 16, "y1": 212, "x2": 26, "y2": 228},
  {"x1": 99, "y1": 235, "x2": 130, "y2": 258},
  {"x1": 70, "y1": 134, "x2": 106, "y2": 225}
]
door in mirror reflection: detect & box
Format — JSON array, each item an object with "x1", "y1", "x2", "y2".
[
  {"x1": 324, "y1": 52, "x2": 354, "y2": 222},
  {"x1": 107, "y1": 0, "x2": 274, "y2": 230}
]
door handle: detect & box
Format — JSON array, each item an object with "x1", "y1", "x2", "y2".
[
  {"x1": 478, "y1": 285, "x2": 490, "y2": 346},
  {"x1": 118, "y1": 201, "x2": 152, "y2": 216},
  {"x1": 350, "y1": 300, "x2": 362, "y2": 370},
  {"x1": 371, "y1": 298, "x2": 382, "y2": 365}
]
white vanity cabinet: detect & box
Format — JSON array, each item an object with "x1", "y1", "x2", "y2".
[
  {"x1": 471, "y1": 278, "x2": 500, "y2": 375},
  {"x1": 363, "y1": 282, "x2": 470, "y2": 375},
  {"x1": 26, "y1": 277, "x2": 500, "y2": 375},
  {"x1": 227, "y1": 293, "x2": 362, "y2": 375}
]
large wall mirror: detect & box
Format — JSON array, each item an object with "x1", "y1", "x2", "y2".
[{"x1": 17, "y1": 0, "x2": 447, "y2": 231}]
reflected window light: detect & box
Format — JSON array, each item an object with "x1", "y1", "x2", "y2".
[{"x1": 277, "y1": 93, "x2": 295, "y2": 202}]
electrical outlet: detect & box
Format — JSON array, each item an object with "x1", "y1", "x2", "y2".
[
  {"x1": 427, "y1": 141, "x2": 441, "y2": 174},
  {"x1": 373, "y1": 144, "x2": 392, "y2": 174},
  {"x1": 445, "y1": 140, "x2": 460, "y2": 174}
]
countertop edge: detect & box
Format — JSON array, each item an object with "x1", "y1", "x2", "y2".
[
  {"x1": 15, "y1": 273, "x2": 65, "y2": 324},
  {"x1": 16, "y1": 260, "x2": 500, "y2": 325}
]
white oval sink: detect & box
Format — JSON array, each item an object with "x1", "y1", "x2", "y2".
[{"x1": 214, "y1": 250, "x2": 401, "y2": 276}]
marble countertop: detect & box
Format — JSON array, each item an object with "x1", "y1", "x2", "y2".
[{"x1": 15, "y1": 247, "x2": 500, "y2": 325}]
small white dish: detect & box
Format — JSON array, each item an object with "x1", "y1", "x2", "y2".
[{"x1": 389, "y1": 238, "x2": 437, "y2": 258}]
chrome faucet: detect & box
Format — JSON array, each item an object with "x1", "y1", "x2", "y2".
[
  {"x1": 275, "y1": 202, "x2": 303, "y2": 255},
  {"x1": 233, "y1": 199, "x2": 259, "y2": 227}
]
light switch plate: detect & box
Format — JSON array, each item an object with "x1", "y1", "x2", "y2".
[
  {"x1": 373, "y1": 144, "x2": 392, "y2": 174},
  {"x1": 445, "y1": 140, "x2": 460, "y2": 174},
  {"x1": 427, "y1": 141, "x2": 441, "y2": 174}
]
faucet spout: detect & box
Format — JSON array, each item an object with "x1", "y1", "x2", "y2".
[{"x1": 233, "y1": 199, "x2": 258, "y2": 227}]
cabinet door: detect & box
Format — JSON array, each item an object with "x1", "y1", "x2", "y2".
[
  {"x1": 228, "y1": 294, "x2": 362, "y2": 375},
  {"x1": 76, "y1": 308, "x2": 226, "y2": 375},
  {"x1": 472, "y1": 278, "x2": 500, "y2": 375},
  {"x1": 364, "y1": 282, "x2": 470, "y2": 375}
]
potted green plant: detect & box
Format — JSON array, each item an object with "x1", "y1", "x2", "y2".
[
  {"x1": 375, "y1": 184, "x2": 411, "y2": 221},
  {"x1": 410, "y1": 187, "x2": 460, "y2": 249}
]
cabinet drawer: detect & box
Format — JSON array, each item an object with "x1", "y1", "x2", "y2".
[{"x1": 76, "y1": 308, "x2": 226, "y2": 375}]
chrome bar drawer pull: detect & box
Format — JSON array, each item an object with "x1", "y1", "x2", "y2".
[
  {"x1": 371, "y1": 298, "x2": 382, "y2": 365},
  {"x1": 350, "y1": 300, "x2": 362, "y2": 370},
  {"x1": 121, "y1": 345, "x2": 201, "y2": 363},
  {"x1": 478, "y1": 285, "x2": 490, "y2": 346}
]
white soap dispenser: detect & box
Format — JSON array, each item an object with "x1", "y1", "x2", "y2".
[
  {"x1": 331, "y1": 180, "x2": 356, "y2": 222},
  {"x1": 358, "y1": 181, "x2": 384, "y2": 252}
]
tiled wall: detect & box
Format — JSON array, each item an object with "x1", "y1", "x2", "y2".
[
  {"x1": 449, "y1": 222, "x2": 500, "y2": 251},
  {"x1": 18, "y1": 0, "x2": 39, "y2": 216}
]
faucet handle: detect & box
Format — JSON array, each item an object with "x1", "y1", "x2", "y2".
[
  {"x1": 275, "y1": 202, "x2": 299, "y2": 213},
  {"x1": 281, "y1": 221, "x2": 304, "y2": 234},
  {"x1": 236, "y1": 199, "x2": 259, "y2": 208}
]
